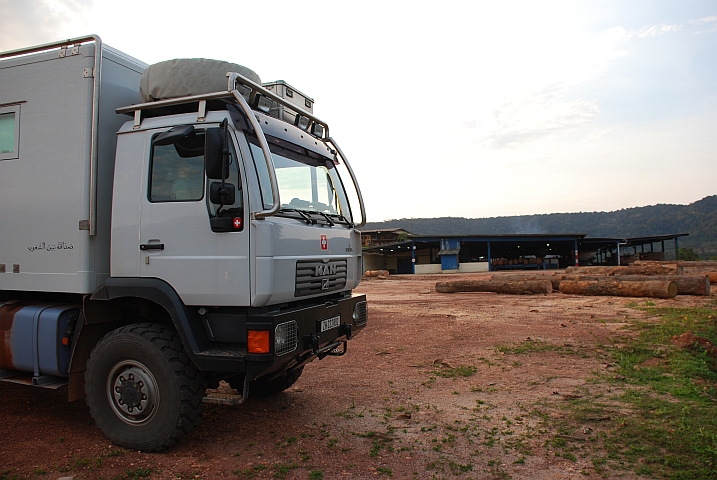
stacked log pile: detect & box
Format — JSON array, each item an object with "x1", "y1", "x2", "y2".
[
  {"x1": 435, "y1": 260, "x2": 712, "y2": 298},
  {"x1": 558, "y1": 274, "x2": 708, "y2": 296},
  {"x1": 559, "y1": 277, "x2": 678, "y2": 298},
  {"x1": 564, "y1": 264, "x2": 683, "y2": 276},
  {"x1": 632, "y1": 260, "x2": 717, "y2": 284}
]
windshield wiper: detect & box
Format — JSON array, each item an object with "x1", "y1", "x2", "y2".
[
  {"x1": 278, "y1": 208, "x2": 314, "y2": 224},
  {"x1": 315, "y1": 211, "x2": 335, "y2": 226},
  {"x1": 325, "y1": 213, "x2": 353, "y2": 227},
  {"x1": 278, "y1": 208, "x2": 346, "y2": 227}
]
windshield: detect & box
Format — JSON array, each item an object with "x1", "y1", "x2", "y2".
[{"x1": 249, "y1": 138, "x2": 352, "y2": 223}]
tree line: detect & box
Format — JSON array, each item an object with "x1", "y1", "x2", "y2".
[{"x1": 365, "y1": 195, "x2": 717, "y2": 259}]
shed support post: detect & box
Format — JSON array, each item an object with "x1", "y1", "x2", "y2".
[
  {"x1": 574, "y1": 239, "x2": 579, "y2": 267},
  {"x1": 411, "y1": 241, "x2": 415, "y2": 274},
  {"x1": 487, "y1": 241, "x2": 491, "y2": 272}
]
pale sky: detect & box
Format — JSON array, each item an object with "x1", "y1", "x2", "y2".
[{"x1": 2, "y1": 0, "x2": 715, "y2": 222}]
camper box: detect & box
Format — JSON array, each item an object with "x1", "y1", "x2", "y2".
[{"x1": 0, "y1": 40, "x2": 146, "y2": 294}]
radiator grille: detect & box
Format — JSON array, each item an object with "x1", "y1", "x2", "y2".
[
  {"x1": 275, "y1": 321, "x2": 298, "y2": 356},
  {"x1": 353, "y1": 301, "x2": 368, "y2": 326},
  {"x1": 295, "y1": 259, "x2": 347, "y2": 297}
]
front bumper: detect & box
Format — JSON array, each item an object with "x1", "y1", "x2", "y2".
[
  {"x1": 194, "y1": 292, "x2": 367, "y2": 380},
  {"x1": 246, "y1": 293, "x2": 368, "y2": 379}
]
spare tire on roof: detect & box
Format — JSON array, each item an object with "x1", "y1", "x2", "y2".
[{"x1": 139, "y1": 58, "x2": 261, "y2": 102}]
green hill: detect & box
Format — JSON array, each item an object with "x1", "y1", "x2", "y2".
[{"x1": 364, "y1": 195, "x2": 717, "y2": 259}]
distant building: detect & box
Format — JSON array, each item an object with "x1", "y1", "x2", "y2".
[{"x1": 360, "y1": 230, "x2": 688, "y2": 275}]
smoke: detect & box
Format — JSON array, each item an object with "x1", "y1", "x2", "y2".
[
  {"x1": 508, "y1": 217, "x2": 545, "y2": 235},
  {"x1": 0, "y1": 0, "x2": 93, "y2": 52}
]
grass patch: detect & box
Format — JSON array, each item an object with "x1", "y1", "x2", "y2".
[
  {"x1": 541, "y1": 303, "x2": 717, "y2": 479},
  {"x1": 432, "y1": 364, "x2": 477, "y2": 378},
  {"x1": 271, "y1": 462, "x2": 298, "y2": 479},
  {"x1": 234, "y1": 465, "x2": 268, "y2": 479},
  {"x1": 114, "y1": 468, "x2": 155, "y2": 480},
  {"x1": 376, "y1": 466, "x2": 393, "y2": 476},
  {"x1": 496, "y1": 339, "x2": 586, "y2": 356}
]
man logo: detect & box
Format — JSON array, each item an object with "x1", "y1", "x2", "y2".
[
  {"x1": 322, "y1": 278, "x2": 330, "y2": 290},
  {"x1": 315, "y1": 264, "x2": 337, "y2": 276}
]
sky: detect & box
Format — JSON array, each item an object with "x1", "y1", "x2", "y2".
[{"x1": 1, "y1": 0, "x2": 716, "y2": 222}]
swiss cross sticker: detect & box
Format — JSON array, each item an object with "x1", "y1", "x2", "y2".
[
  {"x1": 320, "y1": 234, "x2": 328, "y2": 251},
  {"x1": 233, "y1": 217, "x2": 242, "y2": 229}
]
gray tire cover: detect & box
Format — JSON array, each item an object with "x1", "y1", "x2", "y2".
[{"x1": 139, "y1": 58, "x2": 261, "y2": 102}]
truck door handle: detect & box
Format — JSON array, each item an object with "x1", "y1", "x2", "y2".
[{"x1": 140, "y1": 244, "x2": 164, "y2": 251}]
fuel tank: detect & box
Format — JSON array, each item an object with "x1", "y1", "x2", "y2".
[{"x1": 0, "y1": 302, "x2": 79, "y2": 378}]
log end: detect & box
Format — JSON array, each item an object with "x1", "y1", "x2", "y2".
[
  {"x1": 667, "y1": 281, "x2": 678, "y2": 299},
  {"x1": 435, "y1": 282, "x2": 456, "y2": 294}
]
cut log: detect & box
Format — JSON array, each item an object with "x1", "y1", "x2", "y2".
[
  {"x1": 633, "y1": 260, "x2": 717, "y2": 269},
  {"x1": 631, "y1": 261, "x2": 717, "y2": 278},
  {"x1": 558, "y1": 275, "x2": 709, "y2": 296},
  {"x1": 565, "y1": 265, "x2": 683, "y2": 276},
  {"x1": 436, "y1": 279, "x2": 552, "y2": 295},
  {"x1": 683, "y1": 270, "x2": 717, "y2": 285},
  {"x1": 364, "y1": 270, "x2": 389, "y2": 277},
  {"x1": 489, "y1": 274, "x2": 562, "y2": 291},
  {"x1": 559, "y1": 278, "x2": 677, "y2": 298}
]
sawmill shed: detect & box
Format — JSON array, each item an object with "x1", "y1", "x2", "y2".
[{"x1": 361, "y1": 230, "x2": 689, "y2": 275}]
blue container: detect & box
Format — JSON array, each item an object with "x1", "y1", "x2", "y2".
[{"x1": 0, "y1": 302, "x2": 79, "y2": 377}]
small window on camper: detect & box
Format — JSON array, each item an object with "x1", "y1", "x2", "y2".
[
  {"x1": 149, "y1": 130, "x2": 205, "y2": 202},
  {"x1": 0, "y1": 104, "x2": 20, "y2": 161}
]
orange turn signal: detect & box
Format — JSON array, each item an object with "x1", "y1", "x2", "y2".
[{"x1": 247, "y1": 330, "x2": 270, "y2": 354}]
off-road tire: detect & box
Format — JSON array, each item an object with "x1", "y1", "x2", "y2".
[
  {"x1": 85, "y1": 323, "x2": 205, "y2": 452},
  {"x1": 243, "y1": 367, "x2": 304, "y2": 397}
]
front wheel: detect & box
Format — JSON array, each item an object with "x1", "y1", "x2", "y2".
[{"x1": 85, "y1": 324, "x2": 205, "y2": 451}]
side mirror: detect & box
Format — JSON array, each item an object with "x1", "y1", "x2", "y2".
[
  {"x1": 154, "y1": 125, "x2": 195, "y2": 146},
  {"x1": 205, "y1": 126, "x2": 229, "y2": 179},
  {"x1": 210, "y1": 182, "x2": 236, "y2": 205}
]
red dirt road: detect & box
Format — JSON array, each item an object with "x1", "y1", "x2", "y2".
[{"x1": 1, "y1": 272, "x2": 712, "y2": 479}]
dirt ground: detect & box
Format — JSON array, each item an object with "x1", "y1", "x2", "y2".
[{"x1": 1, "y1": 272, "x2": 713, "y2": 479}]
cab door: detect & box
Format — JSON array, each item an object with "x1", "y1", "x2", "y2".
[{"x1": 139, "y1": 126, "x2": 250, "y2": 306}]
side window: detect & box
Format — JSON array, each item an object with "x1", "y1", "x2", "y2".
[
  {"x1": 0, "y1": 104, "x2": 21, "y2": 161},
  {"x1": 149, "y1": 131, "x2": 205, "y2": 202}
]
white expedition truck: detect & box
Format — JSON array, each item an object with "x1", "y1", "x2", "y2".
[{"x1": 0, "y1": 35, "x2": 367, "y2": 451}]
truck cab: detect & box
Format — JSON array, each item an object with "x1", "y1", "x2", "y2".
[{"x1": 0, "y1": 36, "x2": 367, "y2": 452}]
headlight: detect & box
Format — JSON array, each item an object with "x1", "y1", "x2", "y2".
[
  {"x1": 275, "y1": 321, "x2": 298, "y2": 356},
  {"x1": 353, "y1": 301, "x2": 368, "y2": 326}
]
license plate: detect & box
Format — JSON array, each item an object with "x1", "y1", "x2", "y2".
[{"x1": 320, "y1": 315, "x2": 341, "y2": 333}]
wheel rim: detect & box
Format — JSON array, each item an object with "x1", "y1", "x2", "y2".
[{"x1": 107, "y1": 360, "x2": 160, "y2": 425}]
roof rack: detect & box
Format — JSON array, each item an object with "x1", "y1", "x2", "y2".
[{"x1": 116, "y1": 71, "x2": 330, "y2": 140}]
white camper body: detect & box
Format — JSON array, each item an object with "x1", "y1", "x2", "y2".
[{"x1": 0, "y1": 42, "x2": 146, "y2": 293}]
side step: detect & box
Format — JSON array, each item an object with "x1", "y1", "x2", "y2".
[
  {"x1": 203, "y1": 392, "x2": 243, "y2": 405},
  {"x1": 0, "y1": 370, "x2": 68, "y2": 389}
]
